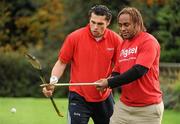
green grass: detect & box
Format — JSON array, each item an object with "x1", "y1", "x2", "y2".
[
  {"x1": 0, "y1": 98, "x2": 68, "y2": 124},
  {"x1": 162, "y1": 109, "x2": 180, "y2": 124},
  {"x1": 0, "y1": 97, "x2": 179, "y2": 124}
]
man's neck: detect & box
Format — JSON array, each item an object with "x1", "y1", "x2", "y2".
[{"x1": 95, "y1": 37, "x2": 102, "y2": 42}]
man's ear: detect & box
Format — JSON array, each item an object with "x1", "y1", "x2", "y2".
[{"x1": 107, "y1": 20, "x2": 111, "y2": 26}]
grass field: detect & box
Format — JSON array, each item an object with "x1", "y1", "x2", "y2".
[{"x1": 0, "y1": 97, "x2": 179, "y2": 124}]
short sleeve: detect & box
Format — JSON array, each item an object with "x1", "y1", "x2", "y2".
[
  {"x1": 136, "y1": 39, "x2": 159, "y2": 69},
  {"x1": 112, "y1": 45, "x2": 121, "y2": 72},
  {"x1": 58, "y1": 34, "x2": 74, "y2": 64},
  {"x1": 112, "y1": 35, "x2": 123, "y2": 63}
]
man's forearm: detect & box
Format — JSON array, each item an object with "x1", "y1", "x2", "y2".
[
  {"x1": 108, "y1": 64, "x2": 148, "y2": 88},
  {"x1": 51, "y1": 59, "x2": 67, "y2": 81}
]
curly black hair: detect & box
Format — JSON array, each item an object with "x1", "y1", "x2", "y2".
[{"x1": 88, "y1": 5, "x2": 112, "y2": 21}]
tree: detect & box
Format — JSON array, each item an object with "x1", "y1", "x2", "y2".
[
  {"x1": 0, "y1": 0, "x2": 65, "y2": 52},
  {"x1": 153, "y1": 0, "x2": 180, "y2": 62},
  {"x1": 131, "y1": 0, "x2": 180, "y2": 62}
]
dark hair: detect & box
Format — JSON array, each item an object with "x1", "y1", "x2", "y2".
[
  {"x1": 117, "y1": 7, "x2": 146, "y2": 32},
  {"x1": 88, "y1": 5, "x2": 112, "y2": 21}
]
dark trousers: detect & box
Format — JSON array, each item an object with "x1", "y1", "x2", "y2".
[{"x1": 68, "y1": 91, "x2": 114, "y2": 124}]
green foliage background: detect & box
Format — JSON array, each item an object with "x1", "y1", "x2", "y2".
[{"x1": 0, "y1": 0, "x2": 180, "y2": 111}]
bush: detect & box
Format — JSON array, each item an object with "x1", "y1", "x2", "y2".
[
  {"x1": 161, "y1": 49, "x2": 180, "y2": 62},
  {"x1": 27, "y1": 48, "x2": 70, "y2": 98},
  {"x1": 0, "y1": 50, "x2": 70, "y2": 97},
  {"x1": 0, "y1": 52, "x2": 42, "y2": 97},
  {"x1": 161, "y1": 74, "x2": 180, "y2": 111}
]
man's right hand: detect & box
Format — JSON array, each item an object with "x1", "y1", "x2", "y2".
[
  {"x1": 42, "y1": 75, "x2": 58, "y2": 97},
  {"x1": 42, "y1": 85, "x2": 55, "y2": 97}
]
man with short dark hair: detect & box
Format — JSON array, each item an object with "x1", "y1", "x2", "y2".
[{"x1": 42, "y1": 5, "x2": 122, "y2": 124}]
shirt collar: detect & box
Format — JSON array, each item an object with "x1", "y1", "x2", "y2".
[{"x1": 125, "y1": 31, "x2": 144, "y2": 42}]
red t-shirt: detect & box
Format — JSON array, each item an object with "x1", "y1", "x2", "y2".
[
  {"x1": 59, "y1": 25, "x2": 122, "y2": 102},
  {"x1": 114, "y1": 32, "x2": 162, "y2": 106}
]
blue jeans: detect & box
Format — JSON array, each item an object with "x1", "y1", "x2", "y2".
[{"x1": 68, "y1": 91, "x2": 114, "y2": 124}]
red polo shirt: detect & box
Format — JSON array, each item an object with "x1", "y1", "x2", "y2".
[
  {"x1": 114, "y1": 32, "x2": 162, "y2": 106},
  {"x1": 59, "y1": 25, "x2": 122, "y2": 102}
]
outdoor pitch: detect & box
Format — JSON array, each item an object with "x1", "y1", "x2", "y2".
[
  {"x1": 0, "y1": 97, "x2": 93, "y2": 124},
  {"x1": 0, "y1": 98, "x2": 64, "y2": 124},
  {"x1": 0, "y1": 97, "x2": 179, "y2": 124}
]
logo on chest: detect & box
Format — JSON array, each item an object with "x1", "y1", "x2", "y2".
[
  {"x1": 120, "y1": 46, "x2": 138, "y2": 57},
  {"x1": 106, "y1": 48, "x2": 114, "y2": 51}
]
